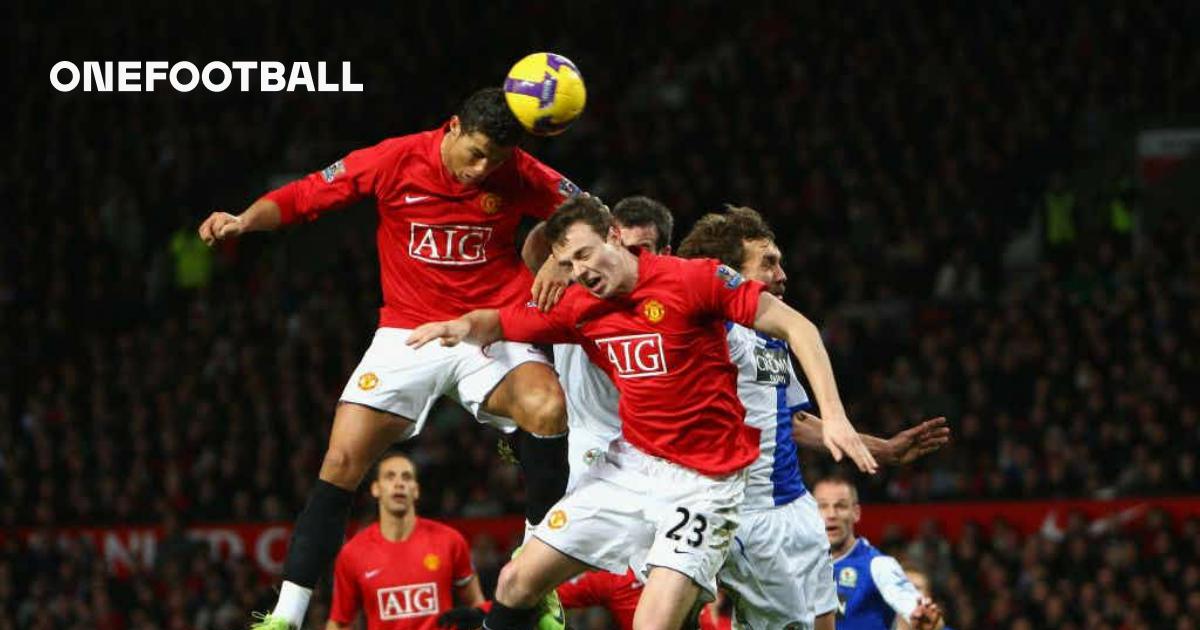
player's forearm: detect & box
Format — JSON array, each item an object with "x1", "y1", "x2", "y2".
[
  {"x1": 793, "y1": 413, "x2": 895, "y2": 464},
  {"x1": 462, "y1": 309, "x2": 504, "y2": 346},
  {"x1": 522, "y1": 221, "x2": 552, "y2": 270},
  {"x1": 238, "y1": 197, "x2": 283, "y2": 232},
  {"x1": 782, "y1": 315, "x2": 847, "y2": 421}
]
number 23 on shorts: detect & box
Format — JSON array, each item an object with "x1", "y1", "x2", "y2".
[{"x1": 664, "y1": 506, "x2": 708, "y2": 547}]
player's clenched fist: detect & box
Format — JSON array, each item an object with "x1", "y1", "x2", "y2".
[{"x1": 198, "y1": 211, "x2": 245, "y2": 245}]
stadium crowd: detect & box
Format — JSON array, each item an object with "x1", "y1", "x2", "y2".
[{"x1": 4, "y1": 1, "x2": 1198, "y2": 628}]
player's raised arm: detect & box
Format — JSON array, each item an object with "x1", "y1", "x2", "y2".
[
  {"x1": 792, "y1": 412, "x2": 950, "y2": 465},
  {"x1": 752, "y1": 293, "x2": 878, "y2": 473},
  {"x1": 200, "y1": 138, "x2": 399, "y2": 246}
]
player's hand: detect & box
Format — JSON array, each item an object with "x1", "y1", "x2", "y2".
[
  {"x1": 406, "y1": 319, "x2": 471, "y2": 348},
  {"x1": 198, "y1": 211, "x2": 245, "y2": 245},
  {"x1": 532, "y1": 254, "x2": 570, "y2": 311},
  {"x1": 887, "y1": 416, "x2": 950, "y2": 465},
  {"x1": 822, "y1": 414, "x2": 879, "y2": 474},
  {"x1": 436, "y1": 606, "x2": 486, "y2": 629},
  {"x1": 909, "y1": 597, "x2": 945, "y2": 630}
]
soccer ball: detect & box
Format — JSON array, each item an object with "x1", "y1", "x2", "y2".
[{"x1": 502, "y1": 52, "x2": 586, "y2": 136}]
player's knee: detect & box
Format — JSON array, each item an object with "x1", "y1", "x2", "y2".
[
  {"x1": 494, "y1": 561, "x2": 541, "y2": 608},
  {"x1": 318, "y1": 445, "x2": 367, "y2": 488},
  {"x1": 514, "y1": 383, "x2": 567, "y2": 436}
]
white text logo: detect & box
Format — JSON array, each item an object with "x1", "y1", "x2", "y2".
[
  {"x1": 377, "y1": 582, "x2": 438, "y2": 620},
  {"x1": 49, "y1": 61, "x2": 363, "y2": 93},
  {"x1": 409, "y1": 223, "x2": 492, "y2": 266},
  {"x1": 596, "y1": 333, "x2": 668, "y2": 378}
]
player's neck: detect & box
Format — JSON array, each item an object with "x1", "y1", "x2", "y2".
[
  {"x1": 379, "y1": 511, "x2": 418, "y2": 542},
  {"x1": 830, "y1": 534, "x2": 858, "y2": 562},
  {"x1": 613, "y1": 247, "x2": 640, "y2": 295}
]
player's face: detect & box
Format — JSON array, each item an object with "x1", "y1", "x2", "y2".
[
  {"x1": 814, "y1": 482, "x2": 861, "y2": 550},
  {"x1": 371, "y1": 456, "x2": 420, "y2": 518},
  {"x1": 739, "y1": 239, "x2": 787, "y2": 297},
  {"x1": 616, "y1": 222, "x2": 664, "y2": 254},
  {"x1": 554, "y1": 222, "x2": 632, "y2": 299},
  {"x1": 442, "y1": 117, "x2": 513, "y2": 186}
]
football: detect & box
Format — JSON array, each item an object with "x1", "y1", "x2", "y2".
[{"x1": 502, "y1": 52, "x2": 586, "y2": 136}]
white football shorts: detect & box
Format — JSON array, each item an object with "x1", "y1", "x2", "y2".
[
  {"x1": 534, "y1": 439, "x2": 747, "y2": 602},
  {"x1": 719, "y1": 493, "x2": 838, "y2": 629},
  {"x1": 339, "y1": 327, "x2": 551, "y2": 437}
]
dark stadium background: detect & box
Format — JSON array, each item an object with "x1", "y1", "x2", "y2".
[{"x1": 6, "y1": 1, "x2": 1199, "y2": 628}]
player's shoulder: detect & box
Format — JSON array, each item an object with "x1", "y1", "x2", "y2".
[{"x1": 415, "y1": 517, "x2": 469, "y2": 543}]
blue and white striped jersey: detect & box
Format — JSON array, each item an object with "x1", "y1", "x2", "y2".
[{"x1": 725, "y1": 322, "x2": 811, "y2": 512}]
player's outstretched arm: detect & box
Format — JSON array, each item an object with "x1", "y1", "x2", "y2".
[
  {"x1": 792, "y1": 413, "x2": 950, "y2": 465},
  {"x1": 751, "y1": 293, "x2": 878, "y2": 473},
  {"x1": 198, "y1": 197, "x2": 283, "y2": 245},
  {"x1": 406, "y1": 309, "x2": 503, "y2": 349}
]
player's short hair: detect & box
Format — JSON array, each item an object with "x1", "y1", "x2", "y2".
[
  {"x1": 613, "y1": 196, "x2": 674, "y2": 252},
  {"x1": 457, "y1": 87, "x2": 526, "y2": 147},
  {"x1": 544, "y1": 195, "x2": 613, "y2": 246},
  {"x1": 814, "y1": 476, "x2": 859, "y2": 504},
  {"x1": 371, "y1": 446, "x2": 416, "y2": 482},
  {"x1": 677, "y1": 205, "x2": 776, "y2": 269}
]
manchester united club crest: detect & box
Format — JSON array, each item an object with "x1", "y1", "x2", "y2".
[
  {"x1": 423, "y1": 553, "x2": 440, "y2": 571},
  {"x1": 642, "y1": 299, "x2": 666, "y2": 323},
  {"x1": 479, "y1": 192, "x2": 503, "y2": 214},
  {"x1": 547, "y1": 509, "x2": 568, "y2": 530},
  {"x1": 357, "y1": 372, "x2": 379, "y2": 391}
]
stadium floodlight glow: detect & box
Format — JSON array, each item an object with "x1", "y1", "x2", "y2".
[{"x1": 49, "y1": 61, "x2": 364, "y2": 93}]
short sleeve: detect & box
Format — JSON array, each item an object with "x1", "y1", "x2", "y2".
[
  {"x1": 870, "y1": 555, "x2": 922, "y2": 620},
  {"x1": 268, "y1": 137, "x2": 404, "y2": 226},
  {"x1": 517, "y1": 153, "x2": 578, "y2": 220},
  {"x1": 690, "y1": 259, "x2": 766, "y2": 327},
  {"x1": 449, "y1": 529, "x2": 475, "y2": 585},
  {"x1": 328, "y1": 547, "x2": 361, "y2": 624},
  {"x1": 498, "y1": 296, "x2": 581, "y2": 345}
]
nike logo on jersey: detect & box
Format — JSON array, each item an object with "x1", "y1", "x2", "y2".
[
  {"x1": 364, "y1": 568, "x2": 382, "y2": 579},
  {"x1": 404, "y1": 194, "x2": 430, "y2": 203}
]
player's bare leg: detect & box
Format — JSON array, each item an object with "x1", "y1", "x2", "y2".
[
  {"x1": 815, "y1": 610, "x2": 835, "y2": 630},
  {"x1": 484, "y1": 538, "x2": 588, "y2": 629},
  {"x1": 483, "y1": 361, "x2": 569, "y2": 526},
  {"x1": 632, "y1": 567, "x2": 705, "y2": 630},
  {"x1": 255, "y1": 403, "x2": 415, "y2": 630}
]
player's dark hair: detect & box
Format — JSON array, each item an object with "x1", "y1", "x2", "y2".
[
  {"x1": 371, "y1": 445, "x2": 415, "y2": 483},
  {"x1": 613, "y1": 196, "x2": 674, "y2": 252},
  {"x1": 457, "y1": 87, "x2": 526, "y2": 147},
  {"x1": 677, "y1": 205, "x2": 776, "y2": 269},
  {"x1": 543, "y1": 195, "x2": 613, "y2": 246}
]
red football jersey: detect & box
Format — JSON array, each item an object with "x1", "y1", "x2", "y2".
[
  {"x1": 556, "y1": 569, "x2": 642, "y2": 629},
  {"x1": 499, "y1": 251, "x2": 765, "y2": 475},
  {"x1": 265, "y1": 125, "x2": 572, "y2": 328},
  {"x1": 329, "y1": 519, "x2": 475, "y2": 630}
]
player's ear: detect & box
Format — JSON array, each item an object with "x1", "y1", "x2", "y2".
[
  {"x1": 448, "y1": 115, "x2": 461, "y2": 137},
  {"x1": 370, "y1": 479, "x2": 382, "y2": 500},
  {"x1": 852, "y1": 504, "x2": 861, "y2": 524},
  {"x1": 606, "y1": 225, "x2": 622, "y2": 245}
]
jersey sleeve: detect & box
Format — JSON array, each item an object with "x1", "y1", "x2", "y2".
[
  {"x1": 266, "y1": 137, "x2": 403, "y2": 226},
  {"x1": 555, "y1": 571, "x2": 606, "y2": 609},
  {"x1": 328, "y1": 546, "x2": 361, "y2": 624},
  {"x1": 690, "y1": 259, "x2": 766, "y2": 327},
  {"x1": 449, "y1": 528, "x2": 476, "y2": 586},
  {"x1": 870, "y1": 555, "x2": 922, "y2": 621},
  {"x1": 498, "y1": 298, "x2": 581, "y2": 345},
  {"x1": 517, "y1": 153, "x2": 578, "y2": 220}
]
